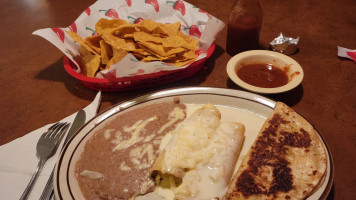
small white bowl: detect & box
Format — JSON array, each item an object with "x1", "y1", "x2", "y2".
[{"x1": 226, "y1": 50, "x2": 304, "y2": 94}]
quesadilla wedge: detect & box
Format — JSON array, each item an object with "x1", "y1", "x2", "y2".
[{"x1": 224, "y1": 102, "x2": 327, "y2": 200}]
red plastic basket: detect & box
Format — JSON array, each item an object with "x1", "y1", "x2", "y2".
[{"x1": 63, "y1": 43, "x2": 215, "y2": 92}]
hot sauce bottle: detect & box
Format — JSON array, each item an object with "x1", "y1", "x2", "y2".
[{"x1": 226, "y1": 0, "x2": 263, "y2": 56}]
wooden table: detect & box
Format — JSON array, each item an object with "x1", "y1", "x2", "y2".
[{"x1": 1, "y1": 0, "x2": 355, "y2": 199}]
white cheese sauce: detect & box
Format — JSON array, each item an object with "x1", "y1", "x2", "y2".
[{"x1": 143, "y1": 104, "x2": 267, "y2": 200}]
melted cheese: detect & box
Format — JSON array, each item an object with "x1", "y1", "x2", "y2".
[
  {"x1": 103, "y1": 128, "x2": 115, "y2": 139},
  {"x1": 140, "y1": 180, "x2": 155, "y2": 194},
  {"x1": 129, "y1": 143, "x2": 156, "y2": 170},
  {"x1": 118, "y1": 107, "x2": 185, "y2": 173},
  {"x1": 113, "y1": 116, "x2": 157, "y2": 151},
  {"x1": 79, "y1": 170, "x2": 104, "y2": 179},
  {"x1": 158, "y1": 107, "x2": 185, "y2": 134},
  {"x1": 124, "y1": 120, "x2": 143, "y2": 132},
  {"x1": 110, "y1": 131, "x2": 122, "y2": 144},
  {"x1": 120, "y1": 161, "x2": 131, "y2": 171},
  {"x1": 175, "y1": 122, "x2": 244, "y2": 199},
  {"x1": 152, "y1": 104, "x2": 245, "y2": 200},
  {"x1": 163, "y1": 104, "x2": 222, "y2": 175}
]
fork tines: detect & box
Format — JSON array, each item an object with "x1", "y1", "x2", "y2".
[{"x1": 45, "y1": 122, "x2": 70, "y2": 138}]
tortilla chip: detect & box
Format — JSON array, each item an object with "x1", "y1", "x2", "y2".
[
  {"x1": 177, "y1": 31, "x2": 198, "y2": 50},
  {"x1": 137, "y1": 41, "x2": 167, "y2": 57},
  {"x1": 95, "y1": 18, "x2": 127, "y2": 35},
  {"x1": 99, "y1": 40, "x2": 113, "y2": 64},
  {"x1": 102, "y1": 34, "x2": 138, "y2": 52},
  {"x1": 164, "y1": 47, "x2": 186, "y2": 56},
  {"x1": 137, "y1": 19, "x2": 161, "y2": 32},
  {"x1": 84, "y1": 35, "x2": 102, "y2": 54},
  {"x1": 153, "y1": 22, "x2": 181, "y2": 36},
  {"x1": 133, "y1": 31, "x2": 163, "y2": 44},
  {"x1": 81, "y1": 54, "x2": 101, "y2": 77},
  {"x1": 106, "y1": 47, "x2": 128, "y2": 69},
  {"x1": 73, "y1": 18, "x2": 199, "y2": 77},
  {"x1": 78, "y1": 45, "x2": 92, "y2": 57},
  {"x1": 113, "y1": 24, "x2": 140, "y2": 38},
  {"x1": 165, "y1": 50, "x2": 198, "y2": 67},
  {"x1": 67, "y1": 31, "x2": 99, "y2": 55}
]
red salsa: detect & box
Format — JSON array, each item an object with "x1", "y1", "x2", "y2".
[{"x1": 236, "y1": 63, "x2": 289, "y2": 88}]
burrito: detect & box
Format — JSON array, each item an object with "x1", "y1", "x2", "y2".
[{"x1": 150, "y1": 104, "x2": 245, "y2": 199}]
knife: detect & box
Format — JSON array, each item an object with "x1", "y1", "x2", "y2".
[{"x1": 39, "y1": 110, "x2": 86, "y2": 200}]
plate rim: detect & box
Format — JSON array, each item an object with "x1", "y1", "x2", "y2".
[{"x1": 54, "y1": 86, "x2": 333, "y2": 200}]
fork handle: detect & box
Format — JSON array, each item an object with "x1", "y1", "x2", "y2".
[
  {"x1": 39, "y1": 168, "x2": 54, "y2": 200},
  {"x1": 19, "y1": 159, "x2": 45, "y2": 200}
]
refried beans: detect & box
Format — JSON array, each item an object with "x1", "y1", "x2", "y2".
[{"x1": 75, "y1": 101, "x2": 186, "y2": 199}]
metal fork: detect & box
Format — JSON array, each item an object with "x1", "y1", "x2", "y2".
[{"x1": 19, "y1": 122, "x2": 70, "y2": 200}]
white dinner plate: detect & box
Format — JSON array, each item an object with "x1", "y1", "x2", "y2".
[{"x1": 54, "y1": 87, "x2": 333, "y2": 200}]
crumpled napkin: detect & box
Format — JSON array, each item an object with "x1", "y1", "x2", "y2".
[
  {"x1": 337, "y1": 46, "x2": 356, "y2": 62},
  {"x1": 0, "y1": 91, "x2": 102, "y2": 200}
]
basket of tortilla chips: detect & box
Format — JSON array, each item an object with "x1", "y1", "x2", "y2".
[{"x1": 33, "y1": 0, "x2": 224, "y2": 91}]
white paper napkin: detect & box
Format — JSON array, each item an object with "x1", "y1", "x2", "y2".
[
  {"x1": 0, "y1": 91, "x2": 102, "y2": 200},
  {"x1": 337, "y1": 46, "x2": 356, "y2": 62}
]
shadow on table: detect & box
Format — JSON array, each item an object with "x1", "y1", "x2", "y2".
[
  {"x1": 326, "y1": 185, "x2": 334, "y2": 200},
  {"x1": 97, "y1": 44, "x2": 225, "y2": 106},
  {"x1": 226, "y1": 78, "x2": 304, "y2": 107},
  {"x1": 169, "y1": 44, "x2": 225, "y2": 86},
  {"x1": 35, "y1": 44, "x2": 225, "y2": 106},
  {"x1": 35, "y1": 58, "x2": 98, "y2": 100},
  {"x1": 35, "y1": 58, "x2": 73, "y2": 83}
]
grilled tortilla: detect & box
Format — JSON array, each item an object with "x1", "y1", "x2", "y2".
[{"x1": 224, "y1": 102, "x2": 327, "y2": 200}]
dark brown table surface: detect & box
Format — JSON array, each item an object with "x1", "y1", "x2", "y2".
[{"x1": 1, "y1": 0, "x2": 355, "y2": 199}]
